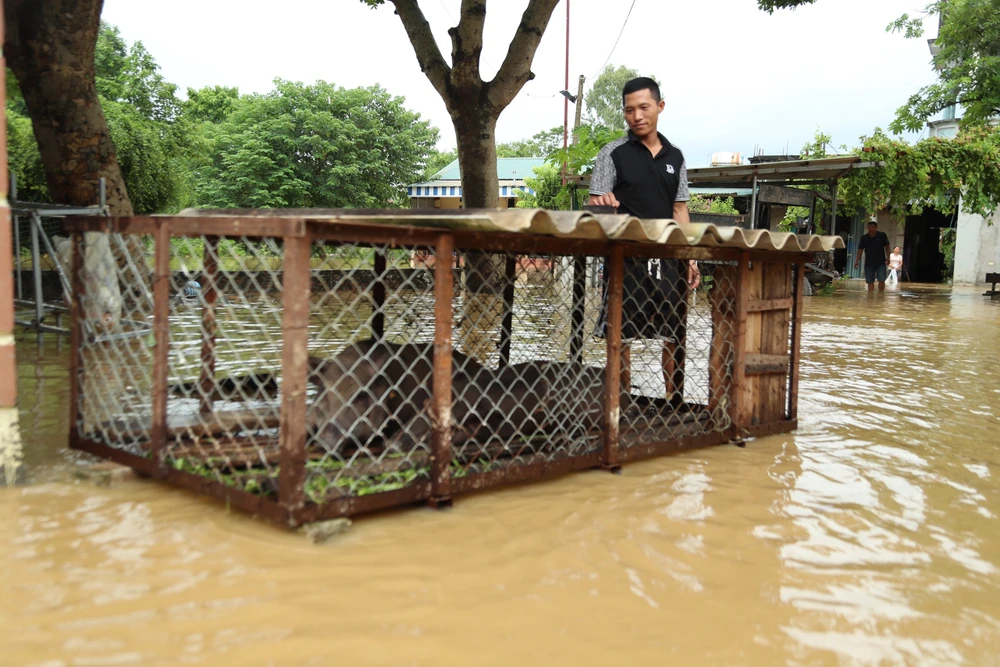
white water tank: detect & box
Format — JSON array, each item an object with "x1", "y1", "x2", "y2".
[{"x1": 711, "y1": 151, "x2": 742, "y2": 166}]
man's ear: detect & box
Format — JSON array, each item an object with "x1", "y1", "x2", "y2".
[{"x1": 658, "y1": 99, "x2": 666, "y2": 112}]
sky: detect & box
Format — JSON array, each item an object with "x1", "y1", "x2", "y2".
[{"x1": 101, "y1": 0, "x2": 939, "y2": 168}]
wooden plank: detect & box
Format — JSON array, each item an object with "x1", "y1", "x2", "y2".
[
  {"x1": 603, "y1": 245, "x2": 625, "y2": 468},
  {"x1": 708, "y1": 264, "x2": 737, "y2": 429},
  {"x1": 789, "y1": 263, "x2": 806, "y2": 419},
  {"x1": 732, "y1": 253, "x2": 755, "y2": 431},
  {"x1": 759, "y1": 262, "x2": 791, "y2": 424},
  {"x1": 757, "y1": 183, "x2": 815, "y2": 207},
  {"x1": 745, "y1": 297, "x2": 793, "y2": 313},
  {"x1": 65, "y1": 215, "x2": 307, "y2": 239},
  {"x1": 431, "y1": 233, "x2": 455, "y2": 503},
  {"x1": 745, "y1": 354, "x2": 790, "y2": 375},
  {"x1": 150, "y1": 222, "x2": 171, "y2": 476},
  {"x1": 278, "y1": 235, "x2": 312, "y2": 511}
]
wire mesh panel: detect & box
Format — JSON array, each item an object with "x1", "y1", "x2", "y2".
[
  {"x1": 77, "y1": 232, "x2": 155, "y2": 454},
  {"x1": 447, "y1": 251, "x2": 608, "y2": 480},
  {"x1": 615, "y1": 256, "x2": 738, "y2": 451},
  {"x1": 163, "y1": 236, "x2": 285, "y2": 496},
  {"x1": 304, "y1": 242, "x2": 438, "y2": 504}
]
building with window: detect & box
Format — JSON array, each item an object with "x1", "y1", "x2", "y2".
[{"x1": 407, "y1": 157, "x2": 543, "y2": 209}]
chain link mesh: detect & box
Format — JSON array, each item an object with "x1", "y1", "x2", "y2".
[{"x1": 73, "y1": 229, "x2": 777, "y2": 515}]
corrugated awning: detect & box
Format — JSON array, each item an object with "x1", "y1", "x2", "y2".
[
  {"x1": 179, "y1": 208, "x2": 845, "y2": 253},
  {"x1": 687, "y1": 156, "x2": 883, "y2": 188}
]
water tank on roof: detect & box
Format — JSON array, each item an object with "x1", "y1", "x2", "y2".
[{"x1": 711, "y1": 151, "x2": 742, "y2": 166}]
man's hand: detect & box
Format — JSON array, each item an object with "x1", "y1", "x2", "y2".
[
  {"x1": 687, "y1": 260, "x2": 701, "y2": 290},
  {"x1": 854, "y1": 261, "x2": 860, "y2": 270},
  {"x1": 588, "y1": 192, "x2": 620, "y2": 208}
]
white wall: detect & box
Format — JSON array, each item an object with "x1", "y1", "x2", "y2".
[{"x1": 954, "y1": 206, "x2": 1000, "y2": 284}]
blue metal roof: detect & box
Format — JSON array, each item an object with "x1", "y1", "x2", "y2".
[{"x1": 421, "y1": 157, "x2": 546, "y2": 183}]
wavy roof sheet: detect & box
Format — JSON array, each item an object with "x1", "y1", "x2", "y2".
[{"x1": 179, "y1": 208, "x2": 845, "y2": 253}]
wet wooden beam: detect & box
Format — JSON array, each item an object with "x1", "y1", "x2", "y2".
[
  {"x1": 430, "y1": 233, "x2": 455, "y2": 504},
  {"x1": 745, "y1": 297, "x2": 793, "y2": 313},
  {"x1": 745, "y1": 354, "x2": 790, "y2": 375}
]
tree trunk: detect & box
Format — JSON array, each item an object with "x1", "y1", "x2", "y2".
[
  {"x1": 4, "y1": 0, "x2": 132, "y2": 215},
  {"x1": 6, "y1": 0, "x2": 143, "y2": 331}
]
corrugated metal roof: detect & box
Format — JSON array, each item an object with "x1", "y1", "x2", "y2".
[
  {"x1": 414, "y1": 157, "x2": 545, "y2": 184},
  {"x1": 687, "y1": 156, "x2": 882, "y2": 188},
  {"x1": 179, "y1": 208, "x2": 845, "y2": 253}
]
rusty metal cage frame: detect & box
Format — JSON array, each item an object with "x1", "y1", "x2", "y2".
[{"x1": 63, "y1": 213, "x2": 808, "y2": 528}]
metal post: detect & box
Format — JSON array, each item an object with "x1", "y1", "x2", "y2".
[
  {"x1": 561, "y1": 0, "x2": 570, "y2": 184},
  {"x1": 499, "y1": 254, "x2": 517, "y2": 367},
  {"x1": 372, "y1": 250, "x2": 386, "y2": 339},
  {"x1": 29, "y1": 211, "x2": 44, "y2": 336},
  {"x1": 749, "y1": 174, "x2": 759, "y2": 229},
  {"x1": 198, "y1": 236, "x2": 219, "y2": 414},
  {"x1": 99, "y1": 177, "x2": 106, "y2": 211},
  {"x1": 602, "y1": 244, "x2": 624, "y2": 470},
  {"x1": 12, "y1": 173, "x2": 21, "y2": 301},
  {"x1": 278, "y1": 234, "x2": 312, "y2": 514},
  {"x1": 829, "y1": 180, "x2": 838, "y2": 236},
  {"x1": 572, "y1": 74, "x2": 585, "y2": 143},
  {"x1": 430, "y1": 233, "x2": 455, "y2": 506},
  {"x1": 150, "y1": 222, "x2": 171, "y2": 476},
  {"x1": 67, "y1": 233, "x2": 85, "y2": 450}
]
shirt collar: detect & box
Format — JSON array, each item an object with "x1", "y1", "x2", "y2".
[{"x1": 627, "y1": 130, "x2": 671, "y2": 152}]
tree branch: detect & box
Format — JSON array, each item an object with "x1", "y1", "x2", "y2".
[
  {"x1": 488, "y1": 0, "x2": 560, "y2": 110},
  {"x1": 450, "y1": 0, "x2": 487, "y2": 84},
  {"x1": 388, "y1": 0, "x2": 451, "y2": 99}
]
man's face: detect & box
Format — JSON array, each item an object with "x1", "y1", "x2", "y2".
[
  {"x1": 868, "y1": 224, "x2": 878, "y2": 236},
  {"x1": 623, "y1": 89, "x2": 665, "y2": 138}
]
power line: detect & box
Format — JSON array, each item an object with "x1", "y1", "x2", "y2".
[{"x1": 589, "y1": 0, "x2": 638, "y2": 80}]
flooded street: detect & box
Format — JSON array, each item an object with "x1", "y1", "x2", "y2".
[{"x1": 3, "y1": 284, "x2": 999, "y2": 666}]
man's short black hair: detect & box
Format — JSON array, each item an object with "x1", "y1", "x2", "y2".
[
  {"x1": 868, "y1": 221, "x2": 878, "y2": 227},
  {"x1": 622, "y1": 77, "x2": 661, "y2": 106}
]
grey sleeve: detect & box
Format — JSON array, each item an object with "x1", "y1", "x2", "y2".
[
  {"x1": 675, "y1": 160, "x2": 690, "y2": 202},
  {"x1": 589, "y1": 145, "x2": 617, "y2": 195}
]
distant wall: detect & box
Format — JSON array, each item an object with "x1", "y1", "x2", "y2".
[{"x1": 954, "y1": 206, "x2": 1000, "y2": 284}]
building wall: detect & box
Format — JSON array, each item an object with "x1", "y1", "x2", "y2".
[{"x1": 954, "y1": 206, "x2": 1000, "y2": 284}]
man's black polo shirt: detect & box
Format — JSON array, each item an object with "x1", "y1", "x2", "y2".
[
  {"x1": 589, "y1": 131, "x2": 690, "y2": 217},
  {"x1": 590, "y1": 131, "x2": 691, "y2": 343}
]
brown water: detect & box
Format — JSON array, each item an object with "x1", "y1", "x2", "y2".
[{"x1": 3, "y1": 284, "x2": 1000, "y2": 666}]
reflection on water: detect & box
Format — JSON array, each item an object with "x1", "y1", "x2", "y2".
[{"x1": 3, "y1": 284, "x2": 1000, "y2": 665}]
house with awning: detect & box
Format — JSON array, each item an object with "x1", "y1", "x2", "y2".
[{"x1": 407, "y1": 157, "x2": 544, "y2": 209}]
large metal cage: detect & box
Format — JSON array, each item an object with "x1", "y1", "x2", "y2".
[{"x1": 62, "y1": 209, "x2": 841, "y2": 528}]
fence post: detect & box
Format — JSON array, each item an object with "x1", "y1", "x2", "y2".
[
  {"x1": 198, "y1": 236, "x2": 219, "y2": 415},
  {"x1": 498, "y1": 254, "x2": 517, "y2": 367},
  {"x1": 602, "y1": 244, "x2": 624, "y2": 470},
  {"x1": 430, "y1": 233, "x2": 454, "y2": 506},
  {"x1": 150, "y1": 222, "x2": 171, "y2": 476},
  {"x1": 788, "y1": 262, "x2": 805, "y2": 420},
  {"x1": 372, "y1": 249, "x2": 386, "y2": 339},
  {"x1": 279, "y1": 233, "x2": 311, "y2": 517},
  {"x1": 67, "y1": 233, "x2": 85, "y2": 450},
  {"x1": 571, "y1": 255, "x2": 586, "y2": 365}
]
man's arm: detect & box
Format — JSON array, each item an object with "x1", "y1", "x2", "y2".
[
  {"x1": 854, "y1": 244, "x2": 863, "y2": 268},
  {"x1": 883, "y1": 237, "x2": 891, "y2": 265},
  {"x1": 588, "y1": 144, "x2": 619, "y2": 208},
  {"x1": 672, "y1": 201, "x2": 690, "y2": 223},
  {"x1": 671, "y1": 201, "x2": 700, "y2": 288}
]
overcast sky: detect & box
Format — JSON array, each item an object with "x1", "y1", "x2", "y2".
[{"x1": 102, "y1": 0, "x2": 938, "y2": 167}]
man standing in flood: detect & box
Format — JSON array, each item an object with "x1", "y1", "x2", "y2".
[
  {"x1": 589, "y1": 77, "x2": 699, "y2": 404},
  {"x1": 854, "y1": 220, "x2": 891, "y2": 292}
]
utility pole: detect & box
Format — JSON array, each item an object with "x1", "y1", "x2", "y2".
[
  {"x1": 572, "y1": 74, "x2": 585, "y2": 144},
  {"x1": 561, "y1": 0, "x2": 570, "y2": 185}
]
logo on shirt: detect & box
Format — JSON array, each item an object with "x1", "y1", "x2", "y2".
[{"x1": 665, "y1": 164, "x2": 675, "y2": 174}]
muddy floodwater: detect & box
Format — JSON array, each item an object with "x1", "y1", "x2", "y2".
[{"x1": 3, "y1": 284, "x2": 999, "y2": 665}]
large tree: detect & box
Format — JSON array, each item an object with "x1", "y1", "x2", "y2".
[
  {"x1": 888, "y1": 0, "x2": 1000, "y2": 132},
  {"x1": 361, "y1": 0, "x2": 560, "y2": 209},
  {"x1": 195, "y1": 79, "x2": 437, "y2": 209},
  {"x1": 4, "y1": 0, "x2": 132, "y2": 215},
  {"x1": 584, "y1": 65, "x2": 641, "y2": 131}
]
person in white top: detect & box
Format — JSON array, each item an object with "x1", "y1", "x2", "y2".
[{"x1": 887, "y1": 246, "x2": 903, "y2": 286}]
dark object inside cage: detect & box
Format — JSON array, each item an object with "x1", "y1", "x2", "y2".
[{"x1": 62, "y1": 210, "x2": 839, "y2": 528}]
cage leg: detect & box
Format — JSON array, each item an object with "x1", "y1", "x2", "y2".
[
  {"x1": 150, "y1": 222, "x2": 171, "y2": 475},
  {"x1": 498, "y1": 254, "x2": 516, "y2": 367},
  {"x1": 430, "y1": 234, "x2": 455, "y2": 506},
  {"x1": 602, "y1": 245, "x2": 624, "y2": 470}
]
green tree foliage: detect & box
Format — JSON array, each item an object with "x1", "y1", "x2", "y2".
[
  {"x1": 6, "y1": 23, "x2": 191, "y2": 212},
  {"x1": 184, "y1": 85, "x2": 240, "y2": 124},
  {"x1": 757, "y1": 0, "x2": 815, "y2": 11},
  {"x1": 195, "y1": 79, "x2": 438, "y2": 209},
  {"x1": 687, "y1": 195, "x2": 739, "y2": 214},
  {"x1": 888, "y1": 0, "x2": 1000, "y2": 132},
  {"x1": 840, "y1": 125, "x2": 1000, "y2": 221},
  {"x1": 584, "y1": 65, "x2": 641, "y2": 131},
  {"x1": 420, "y1": 148, "x2": 457, "y2": 181},
  {"x1": 497, "y1": 126, "x2": 564, "y2": 158},
  {"x1": 516, "y1": 163, "x2": 563, "y2": 209}
]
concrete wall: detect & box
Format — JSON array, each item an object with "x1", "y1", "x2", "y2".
[{"x1": 954, "y1": 207, "x2": 1000, "y2": 283}]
